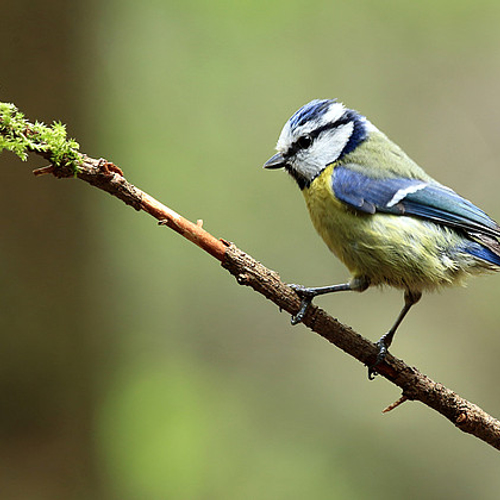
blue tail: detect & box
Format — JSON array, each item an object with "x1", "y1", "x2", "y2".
[{"x1": 465, "y1": 243, "x2": 500, "y2": 267}]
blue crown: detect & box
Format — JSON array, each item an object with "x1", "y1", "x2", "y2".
[{"x1": 289, "y1": 99, "x2": 336, "y2": 129}]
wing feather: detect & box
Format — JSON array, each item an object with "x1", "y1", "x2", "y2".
[{"x1": 332, "y1": 164, "x2": 500, "y2": 239}]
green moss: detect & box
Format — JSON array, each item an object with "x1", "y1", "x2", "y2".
[{"x1": 0, "y1": 102, "x2": 81, "y2": 174}]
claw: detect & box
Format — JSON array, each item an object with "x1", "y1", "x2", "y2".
[
  {"x1": 291, "y1": 297, "x2": 312, "y2": 325},
  {"x1": 367, "y1": 334, "x2": 390, "y2": 380},
  {"x1": 289, "y1": 284, "x2": 314, "y2": 324}
]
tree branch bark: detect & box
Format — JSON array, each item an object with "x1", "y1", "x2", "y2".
[{"x1": 4, "y1": 127, "x2": 500, "y2": 452}]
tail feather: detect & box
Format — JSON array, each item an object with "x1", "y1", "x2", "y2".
[{"x1": 467, "y1": 233, "x2": 500, "y2": 267}]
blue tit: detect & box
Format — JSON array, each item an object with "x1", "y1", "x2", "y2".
[{"x1": 264, "y1": 99, "x2": 500, "y2": 377}]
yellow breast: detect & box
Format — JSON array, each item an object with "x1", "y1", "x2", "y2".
[{"x1": 302, "y1": 164, "x2": 365, "y2": 270}]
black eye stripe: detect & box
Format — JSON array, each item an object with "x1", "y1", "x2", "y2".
[{"x1": 287, "y1": 114, "x2": 352, "y2": 156}]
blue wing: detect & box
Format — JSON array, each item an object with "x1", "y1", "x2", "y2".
[{"x1": 332, "y1": 165, "x2": 500, "y2": 239}]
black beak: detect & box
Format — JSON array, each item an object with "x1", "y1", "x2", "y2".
[{"x1": 263, "y1": 152, "x2": 287, "y2": 169}]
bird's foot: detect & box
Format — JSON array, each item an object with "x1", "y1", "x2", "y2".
[
  {"x1": 288, "y1": 284, "x2": 317, "y2": 325},
  {"x1": 367, "y1": 333, "x2": 391, "y2": 380}
]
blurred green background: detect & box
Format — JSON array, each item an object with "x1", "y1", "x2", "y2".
[{"x1": 2, "y1": 0, "x2": 500, "y2": 498}]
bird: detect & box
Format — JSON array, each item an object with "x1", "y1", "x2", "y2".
[{"x1": 264, "y1": 98, "x2": 500, "y2": 378}]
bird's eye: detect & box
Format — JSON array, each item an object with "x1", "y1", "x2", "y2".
[{"x1": 297, "y1": 134, "x2": 313, "y2": 149}]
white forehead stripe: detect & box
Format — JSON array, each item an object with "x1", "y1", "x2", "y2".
[
  {"x1": 276, "y1": 122, "x2": 292, "y2": 152},
  {"x1": 386, "y1": 183, "x2": 428, "y2": 208}
]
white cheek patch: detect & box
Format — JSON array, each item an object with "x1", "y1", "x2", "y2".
[
  {"x1": 312, "y1": 122, "x2": 354, "y2": 165},
  {"x1": 292, "y1": 122, "x2": 354, "y2": 182}
]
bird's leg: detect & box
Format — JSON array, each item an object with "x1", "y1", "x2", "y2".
[
  {"x1": 289, "y1": 277, "x2": 369, "y2": 325},
  {"x1": 368, "y1": 290, "x2": 422, "y2": 379},
  {"x1": 289, "y1": 283, "x2": 351, "y2": 325}
]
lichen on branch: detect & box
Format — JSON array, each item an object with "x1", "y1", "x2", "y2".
[{"x1": 0, "y1": 102, "x2": 81, "y2": 173}]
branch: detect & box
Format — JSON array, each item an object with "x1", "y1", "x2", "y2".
[{"x1": 2, "y1": 103, "x2": 500, "y2": 451}]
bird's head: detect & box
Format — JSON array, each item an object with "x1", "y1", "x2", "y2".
[{"x1": 264, "y1": 99, "x2": 371, "y2": 189}]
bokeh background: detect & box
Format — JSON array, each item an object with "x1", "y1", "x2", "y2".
[{"x1": 2, "y1": 0, "x2": 500, "y2": 498}]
